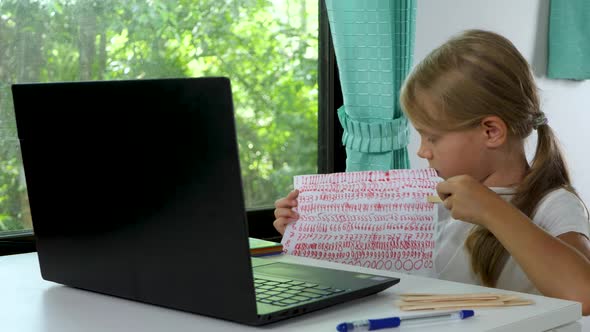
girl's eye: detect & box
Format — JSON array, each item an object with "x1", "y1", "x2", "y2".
[{"x1": 427, "y1": 136, "x2": 438, "y2": 143}]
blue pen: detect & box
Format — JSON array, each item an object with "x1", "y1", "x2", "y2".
[{"x1": 336, "y1": 309, "x2": 475, "y2": 331}]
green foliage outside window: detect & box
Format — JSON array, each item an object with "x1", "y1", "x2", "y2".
[{"x1": 0, "y1": 0, "x2": 318, "y2": 232}]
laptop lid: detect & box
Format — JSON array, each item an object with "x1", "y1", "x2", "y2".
[
  {"x1": 13, "y1": 77, "x2": 258, "y2": 322},
  {"x1": 12, "y1": 77, "x2": 399, "y2": 326}
]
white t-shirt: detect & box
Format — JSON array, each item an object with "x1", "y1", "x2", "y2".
[{"x1": 434, "y1": 188, "x2": 590, "y2": 294}]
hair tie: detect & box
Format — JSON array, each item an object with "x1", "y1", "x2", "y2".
[{"x1": 533, "y1": 112, "x2": 548, "y2": 130}]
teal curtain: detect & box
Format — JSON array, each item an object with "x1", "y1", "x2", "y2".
[
  {"x1": 325, "y1": 0, "x2": 416, "y2": 171},
  {"x1": 548, "y1": 0, "x2": 590, "y2": 80}
]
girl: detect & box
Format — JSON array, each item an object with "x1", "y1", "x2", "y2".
[{"x1": 273, "y1": 30, "x2": 590, "y2": 314}]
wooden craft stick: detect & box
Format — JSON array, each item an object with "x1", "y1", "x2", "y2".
[
  {"x1": 399, "y1": 297, "x2": 526, "y2": 306},
  {"x1": 397, "y1": 293, "x2": 534, "y2": 311},
  {"x1": 398, "y1": 299, "x2": 505, "y2": 307},
  {"x1": 400, "y1": 294, "x2": 521, "y2": 303},
  {"x1": 401, "y1": 295, "x2": 502, "y2": 302},
  {"x1": 426, "y1": 195, "x2": 443, "y2": 203},
  {"x1": 399, "y1": 300, "x2": 505, "y2": 310},
  {"x1": 400, "y1": 293, "x2": 504, "y2": 302},
  {"x1": 500, "y1": 299, "x2": 535, "y2": 306},
  {"x1": 496, "y1": 295, "x2": 522, "y2": 302},
  {"x1": 401, "y1": 292, "x2": 517, "y2": 297},
  {"x1": 398, "y1": 299, "x2": 534, "y2": 311},
  {"x1": 401, "y1": 293, "x2": 502, "y2": 298}
]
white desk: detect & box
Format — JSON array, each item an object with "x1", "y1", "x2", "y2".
[{"x1": 2, "y1": 252, "x2": 588, "y2": 332}]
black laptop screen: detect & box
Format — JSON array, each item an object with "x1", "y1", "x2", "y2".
[{"x1": 12, "y1": 77, "x2": 257, "y2": 321}]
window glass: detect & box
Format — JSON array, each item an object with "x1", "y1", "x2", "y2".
[{"x1": 0, "y1": 0, "x2": 318, "y2": 235}]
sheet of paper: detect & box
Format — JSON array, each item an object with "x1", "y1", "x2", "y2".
[{"x1": 281, "y1": 168, "x2": 439, "y2": 276}]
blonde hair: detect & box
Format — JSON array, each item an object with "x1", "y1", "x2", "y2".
[{"x1": 400, "y1": 29, "x2": 576, "y2": 286}]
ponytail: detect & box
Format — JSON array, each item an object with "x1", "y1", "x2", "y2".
[{"x1": 512, "y1": 124, "x2": 573, "y2": 216}]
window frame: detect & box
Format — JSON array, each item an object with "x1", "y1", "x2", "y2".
[
  {"x1": 0, "y1": 0, "x2": 345, "y2": 253},
  {"x1": 0, "y1": 231, "x2": 36, "y2": 255},
  {"x1": 247, "y1": 0, "x2": 345, "y2": 242}
]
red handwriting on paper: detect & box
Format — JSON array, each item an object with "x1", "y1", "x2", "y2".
[{"x1": 281, "y1": 169, "x2": 439, "y2": 275}]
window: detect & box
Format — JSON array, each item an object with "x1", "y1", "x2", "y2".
[{"x1": 0, "y1": 0, "x2": 343, "y2": 248}]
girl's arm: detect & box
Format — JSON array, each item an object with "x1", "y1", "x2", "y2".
[
  {"x1": 487, "y1": 204, "x2": 590, "y2": 315},
  {"x1": 437, "y1": 175, "x2": 590, "y2": 315}
]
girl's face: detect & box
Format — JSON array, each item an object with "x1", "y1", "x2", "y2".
[
  {"x1": 409, "y1": 90, "x2": 496, "y2": 182},
  {"x1": 415, "y1": 124, "x2": 491, "y2": 181}
]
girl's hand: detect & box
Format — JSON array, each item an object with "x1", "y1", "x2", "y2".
[
  {"x1": 436, "y1": 175, "x2": 508, "y2": 226},
  {"x1": 272, "y1": 190, "x2": 299, "y2": 235}
]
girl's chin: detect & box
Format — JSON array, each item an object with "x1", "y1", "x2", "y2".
[{"x1": 436, "y1": 171, "x2": 451, "y2": 180}]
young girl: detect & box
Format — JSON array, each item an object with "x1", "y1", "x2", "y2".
[{"x1": 273, "y1": 30, "x2": 590, "y2": 314}]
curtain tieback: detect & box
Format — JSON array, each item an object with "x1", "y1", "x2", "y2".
[{"x1": 337, "y1": 106, "x2": 410, "y2": 153}]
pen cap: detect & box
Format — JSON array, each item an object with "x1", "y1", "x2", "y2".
[
  {"x1": 336, "y1": 323, "x2": 353, "y2": 332},
  {"x1": 459, "y1": 310, "x2": 475, "y2": 319},
  {"x1": 369, "y1": 317, "x2": 401, "y2": 329}
]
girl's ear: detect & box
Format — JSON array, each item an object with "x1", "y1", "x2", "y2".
[{"x1": 480, "y1": 116, "x2": 507, "y2": 148}]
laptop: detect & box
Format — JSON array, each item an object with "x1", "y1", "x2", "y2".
[{"x1": 11, "y1": 77, "x2": 399, "y2": 325}]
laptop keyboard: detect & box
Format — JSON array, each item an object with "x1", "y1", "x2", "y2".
[{"x1": 254, "y1": 276, "x2": 346, "y2": 307}]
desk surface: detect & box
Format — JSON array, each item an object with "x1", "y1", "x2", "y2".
[{"x1": 2, "y1": 252, "x2": 588, "y2": 332}]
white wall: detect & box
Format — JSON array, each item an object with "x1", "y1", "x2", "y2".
[{"x1": 408, "y1": 0, "x2": 590, "y2": 205}]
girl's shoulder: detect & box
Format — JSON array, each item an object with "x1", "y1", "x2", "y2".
[
  {"x1": 537, "y1": 188, "x2": 586, "y2": 212},
  {"x1": 533, "y1": 188, "x2": 589, "y2": 237}
]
